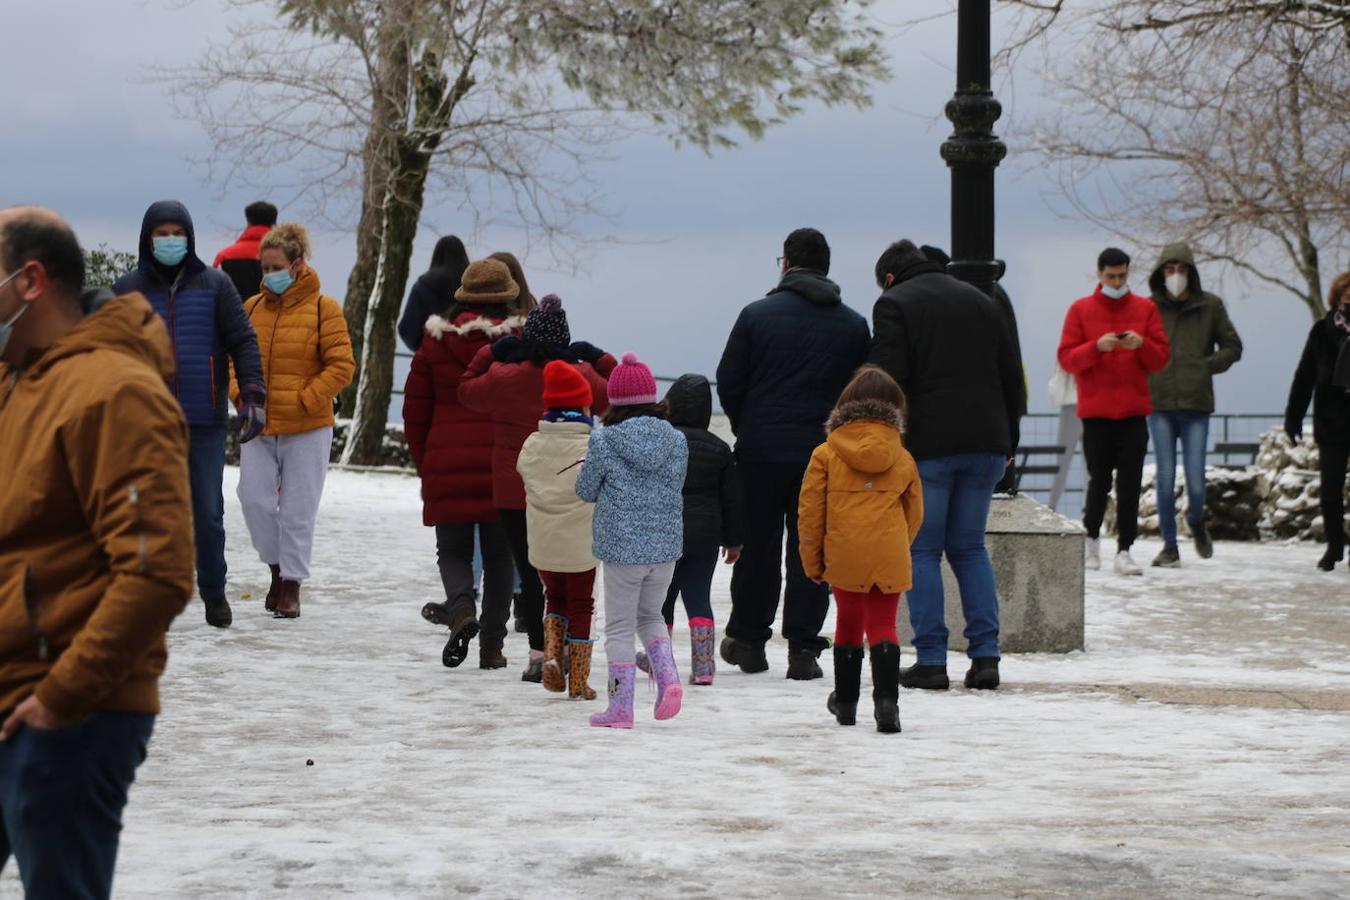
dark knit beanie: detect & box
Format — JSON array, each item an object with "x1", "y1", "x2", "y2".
[
  {"x1": 523, "y1": 294, "x2": 571, "y2": 348},
  {"x1": 455, "y1": 259, "x2": 519, "y2": 304}
]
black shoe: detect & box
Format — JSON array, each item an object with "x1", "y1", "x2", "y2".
[
  {"x1": 719, "y1": 637, "x2": 769, "y2": 674},
  {"x1": 479, "y1": 647, "x2": 508, "y2": 669},
  {"x1": 422, "y1": 601, "x2": 452, "y2": 626},
  {"x1": 964, "y1": 657, "x2": 1000, "y2": 690},
  {"x1": 203, "y1": 596, "x2": 232, "y2": 628},
  {"x1": 869, "y1": 643, "x2": 902, "y2": 734},
  {"x1": 829, "y1": 645, "x2": 864, "y2": 726},
  {"x1": 1317, "y1": 544, "x2": 1344, "y2": 572},
  {"x1": 440, "y1": 605, "x2": 480, "y2": 669},
  {"x1": 786, "y1": 648, "x2": 824, "y2": 681},
  {"x1": 521, "y1": 657, "x2": 544, "y2": 683},
  {"x1": 899, "y1": 663, "x2": 949, "y2": 691},
  {"x1": 1152, "y1": 545, "x2": 1181, "y2": 568},
  {"x1": 1192, "y1": 523, "x2": 1214, "y2": 560}
]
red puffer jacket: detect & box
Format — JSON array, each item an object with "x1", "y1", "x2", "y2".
[
  {"x1": 459, "y1": 345, "x2": 615, "y2": 510},
  {"x1": 403, "y1": 312, "x2": 525, "y2": 525},
  {"x1": 1058, "y1": 287, "x2": 1171, "y2": 419}
]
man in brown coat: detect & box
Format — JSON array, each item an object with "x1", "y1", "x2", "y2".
[{"x1": 0, "y1": 206, "x2": 194, "y2": 899}]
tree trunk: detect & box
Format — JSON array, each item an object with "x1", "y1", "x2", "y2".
[{"x1": 339, "y1": 146, "x2": 387, "y2": 417}]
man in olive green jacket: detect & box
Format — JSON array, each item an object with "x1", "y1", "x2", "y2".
[{"x1": 1146, "y1": 242, "x2": 1243, "y2": 567}]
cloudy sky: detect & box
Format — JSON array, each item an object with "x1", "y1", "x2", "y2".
[{"x1": 7, "y1": 0, "x2": 1319, "y2": 419}]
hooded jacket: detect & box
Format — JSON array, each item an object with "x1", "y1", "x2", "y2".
[
  {"x1": 113, "y1": 200, "x2": 264, "y2": 427},
  {"x1": 0, "y1": 294, "x2": 194, "y2": 721},
  {"x1": 404, "y1": 311, "x2": 523, "y2": 524},
  {"x1": 1285, "y1": 310, "x2": 1350, "y2": 444},
  {"x1": 664, "y1": 374, "x2": 745, "y2": 548},
  {"x1": 797, "y1": 400, "x2": 924, "y2": 594},
  {"x1": 575, "y1": 416, "x2": 689, "y2": 565},
  {"x1": 868, "y1": 248, "x2": 1023, "y2": 460},
  {"x1": 1146, "y1": 243, "x2": 1243, "y2": 412},
  {"x1": 1058, "y1": 286, "x2": 1171, "y2": 419},
  {"x1": 716, "y1": 270, "x2": 871, "y2": 466},
  {"x1": 399, "y1": 268, "x2": 465, "y2": 353},
  {"x1": 213, "y1": 224, "x2": 271, "y2": 303},
  {"x1": 516, "y1": 420, "x2": 598, "y2": 573}
]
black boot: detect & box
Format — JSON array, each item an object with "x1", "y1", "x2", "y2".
[
  {"x1": 786, "y1": 648, "x2": 823, "y2": 681},
  {"x1": 827, "y1": 645, "x2": 864, "y2": 726},
  {"x1": 203, "y1": 596, "x2": 232, "y2": 628},
  {"x1": 869, "y1": 642, "x2": 902, "y2": 734},
  {"x1": 719, "y1": 637, "x2": 769, "y2": 674},
  {"x1": 964, "y1": 656, "x2": 1000, "y2": 690},
  {"x1": 1317, "y1": 538, "x2": 1345, "y2": 572},
  {"x1": 899, "y1": 663, "x2": 949, "y2": 691}
]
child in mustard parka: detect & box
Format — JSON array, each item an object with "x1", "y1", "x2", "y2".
[{"x1": 799, "y1": 365, "x2": 923, "y2": 734}]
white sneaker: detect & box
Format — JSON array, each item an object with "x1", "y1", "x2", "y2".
[
  {"x1": 1085, "y1": 538, "x2": 1101, "y2": 571},
  {"x1": 1114, "y1": 550, "x2": 1143, "y2": 576}
]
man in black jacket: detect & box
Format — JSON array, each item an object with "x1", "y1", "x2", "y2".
[
  {"x1": 869, "y1": 239, "x2": 1022, "y2": 691},
  {"x1": 716, "y1": 228, "x2": 871, "y2": 678}
]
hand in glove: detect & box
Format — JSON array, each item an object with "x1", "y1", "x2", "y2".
[
  {"x1": 492, "y1": 335, "x2": 523, "y2": 362},
  {"x1": 1284, "y1": 420, "x2": 1303, "y2": 443},
  {"x1": 238, "y1": 385, "x2": 267, "y2": 443},
  {"x1": 568, "y1": 341, "x2": 606, "y2": 364}
]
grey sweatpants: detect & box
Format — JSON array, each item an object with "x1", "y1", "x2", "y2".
[
  {"x1": 237, "y1": 426, "x2": 333, "y2": 583},
  {"x1": 603, "y1": 561, "x2": 677, "y2": 664}
]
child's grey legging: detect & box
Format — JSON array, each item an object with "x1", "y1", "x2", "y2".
[{"x1": 602, "y1": 561, "x2": 677, "y2": 664}]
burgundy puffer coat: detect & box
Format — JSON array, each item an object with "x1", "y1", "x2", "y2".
[{"x1": 403, "y1": 311, "x2": 524, "y2": 525}]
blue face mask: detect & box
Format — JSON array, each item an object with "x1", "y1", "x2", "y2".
[
  {"x1": 262, "y1": 268, "x2": 295, "y2": 295},
  {"x1": 152, "y1": 235, "x2": 189, "y2": 267}
]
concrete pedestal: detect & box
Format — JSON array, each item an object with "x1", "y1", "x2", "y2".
[{"x1": 899, "y1": 493, "x2": 1085, "y2": 654}]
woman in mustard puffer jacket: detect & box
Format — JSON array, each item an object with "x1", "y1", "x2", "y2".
[
  {"x1": 232, "y1": 223, "x2": 355, "y2": 619},
  {"x1": 799, "y1": 365, "x2": 922, "y2": 734}
]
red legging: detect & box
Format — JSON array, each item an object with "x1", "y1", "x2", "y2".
[
  {"x1": 832, "y1": 587, "x2": 901, "y2": 647},
  {"x1": 539, "y1": 569, "x2": 597, "y2": 640}
]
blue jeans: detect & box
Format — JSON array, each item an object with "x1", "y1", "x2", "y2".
[
  {"x1": 1147, "y1": 412, "x2": 1210, "y2": 548},
  {"x1": 0, "y1": 711, "x2": 155, "y2": 899},
  {"x1": 188, "y1": 425, "x2": 228, "y2": 598},
  {"x1": 908, "y1": 453, "x2": 1005, "y2": 665}
]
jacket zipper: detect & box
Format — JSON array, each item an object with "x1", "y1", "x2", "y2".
[
  {"x1": 21, "y1": 565, "x2": 47, "y2": 661},
  {"x1": 210, "y1": 353, "x2": 217, "y2": 407},
  {"x1": 267, "y1": 302, "x2": 280, "y2": 422}
]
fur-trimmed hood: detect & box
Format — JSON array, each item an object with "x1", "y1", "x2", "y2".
[
  {"x1": 424, "y1": 312, "x2": 525, "y2": 340},
  {"x1": 824, "y1": 399, "x2": 905, "y2": 475}
]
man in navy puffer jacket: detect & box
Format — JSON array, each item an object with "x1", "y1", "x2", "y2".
[
  {"x1": 114, "y1": 200, "x2": 265, "y2": 628},
  {"x1": 715, "y1": 228, "x2": 871, "y2": 679}
]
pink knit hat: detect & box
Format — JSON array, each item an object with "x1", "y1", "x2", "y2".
[{"x1": 606, "y1": 352, "x2": 659, "y2": 406}]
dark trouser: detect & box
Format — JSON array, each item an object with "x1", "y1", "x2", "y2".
[
  {"x1": 1319, "y1": 441, "x2": 1350, "y2": 549},
  {"x1": 726, "y1": 461, "x2": 830, "y2": 654},
  {"x1": 539, "y1": 569, "x2": 597, "y2": 640},
  {"x1": 1082, "y1": 417, "x2": 1150, "y2": 552},
  {"x1": 498, "y1": 509, "x2": 546, "y2": 651},
  {"x1": 435, "y1": 521, "x2": 515, "y2": 652},
  {"x1": 0, "y1": 711, "x2": 155, "y2": 900},
  {"x1": 662, "y1": 544, "x2": 719, "y2": 626},
  {"x1": 188, "y1": 425, "x2": 228, "y2": 599}
]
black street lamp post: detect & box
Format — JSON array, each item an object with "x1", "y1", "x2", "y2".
[{"x1": 941, "y1": 0, "x2": 1008, "y2": 298}]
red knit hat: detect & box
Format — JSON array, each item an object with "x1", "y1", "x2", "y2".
[
  {"x1": 542, "y1": 360, "x2": 593, "y2": 409},
  {"x1": 607, "y1": 351, "x2": 659, "y2": 406}
]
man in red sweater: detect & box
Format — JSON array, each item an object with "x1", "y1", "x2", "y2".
[
  {"x1": 212, "y1": 201, "x2": 276, "y2": 301},
  {"x1": 1058, "y1": 247, "x2": 1171, "y2": 576}
]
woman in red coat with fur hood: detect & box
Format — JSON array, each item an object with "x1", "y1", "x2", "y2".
[
  {"x1": 403, "y1": 258, "x2": 526, "y2": 671},
  {"x1": 459, "y1": 293, "x2": 615, "y2": 680}
]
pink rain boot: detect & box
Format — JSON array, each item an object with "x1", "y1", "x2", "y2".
[
  {"x1": 645, "y1": 637, "x2": 683, "y2": 720},
  {"x1": 589, "y1": 662, "x2": 636, "y2": 729},
  {"x1": 635, "y1": 622, "x2": 673, "y2": 675},
  {"x1": 689, "y1": 618, "x2": 716, "y2": 686}
]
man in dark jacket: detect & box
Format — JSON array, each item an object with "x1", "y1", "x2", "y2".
[
  {"x1": 869, "y1": 239, "x2": 1023, "y2": 692},
  {"x1": 1145, "y1": 242, "x2": 1243, "y2": 568},
  {"x1": 114, "y1": 200, "x2": 266, "y2": 629},
  {"x1": 212, "y1": 200, "x2": 276, "y2": 302},
  {"x1": 716, "y1": 228, "x2": 871, "y2": 679}
]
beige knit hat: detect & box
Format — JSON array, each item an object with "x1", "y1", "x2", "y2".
[{"x1": 454, "y1": 258, "x2": 520, "y2": 304}]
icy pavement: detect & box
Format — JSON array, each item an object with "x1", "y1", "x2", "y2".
[{"x1": 4, "y1": 468, "x2": 1348, "y2": 898}]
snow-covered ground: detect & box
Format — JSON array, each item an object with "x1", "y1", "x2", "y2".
[{"x1": 5, "y1": 467, "x2": 1348, "y2": 898}]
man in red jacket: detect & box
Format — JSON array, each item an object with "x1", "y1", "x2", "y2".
[
  {"x1": 1058, "y1": 248, "x2": 1170, "y2": 576},
  {"x1": 212, "y1": 201, "x2": 276, "y2": 301}
]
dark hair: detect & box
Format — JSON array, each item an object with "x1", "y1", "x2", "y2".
[
  {"x1": 835, "y1": 364, "x2": 906, "y2": 418},
  {"x1": 783, "y1": 228, "x2": 830, "y2": 275},
  {"x1": 874, "y1": 239, "x2": 925, "y2": 288},
  {"x1": 431, "y1": 235, "x2": 470, "y2": 271},
  {"x1": 602, "y1": 401, "x2": 669, "y2": 427},
  {"x1": 245, "y1": 201, "x2": 278, "y2": 227},
  {"x1": 1, "y1": 211, "x2": 84, "y2": 299},
  {"x1": 489, "y1": 251, "x2": 536, "y2": 315},
  {"x1": 1097, "y1": 247, "x2": 1131, "y2": 270},
  {"x1": 1329, "y1": 271, "x2": 1350, "y2": 310}
]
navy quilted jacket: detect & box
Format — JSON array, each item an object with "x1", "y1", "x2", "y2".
[
  {"x1": 716, "y1": 270, "x2": 871, "y2": 466},
  {"x1": 114, "y1": 201, "x2": 263, "y2": 426}
]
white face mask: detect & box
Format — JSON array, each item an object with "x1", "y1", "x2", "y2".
[
  {"x1": 1165, "y1": 272, "x2": 1189, "y2": 297},
  {"x1": 0, "y1": 268, "x2": 29, "y2": 358},
  {"x1": 1101, "y1": 283, "x2": 1128, "y2": 300}
]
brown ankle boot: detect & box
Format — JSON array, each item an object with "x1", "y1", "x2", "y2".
[
  {"x1": 567, "y1": 640, "x2": 597, "y2": 700},
  {"x1": 264, "y1": 564, "x2": 282, "y2": 612},
  {"x1": 275, "y1": 580, "x2": 301, "y2": 619},
  {"x1": 542, "y1": 614, "x2": 567, "y2": 692}
]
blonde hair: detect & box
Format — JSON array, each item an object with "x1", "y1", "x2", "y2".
[{"x1": 259, "y1": 222, "x2": 311, "y2": 262}]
